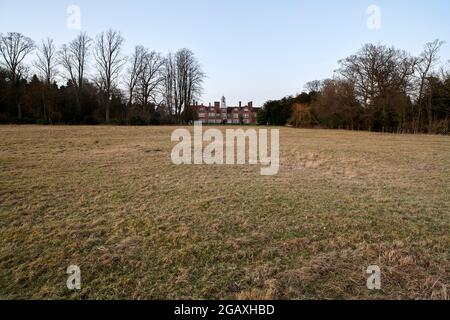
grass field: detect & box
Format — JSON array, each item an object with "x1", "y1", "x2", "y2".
[{"x1": 0, "y1": 125, "x2": 449, "y2": 300}]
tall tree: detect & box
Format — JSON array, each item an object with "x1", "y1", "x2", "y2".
[
  {"x1": 94, "y1": 29, "x2": 124, "y2": 123},
  {"x1": 34, "y1": 38, "x2": 57, "y2": 85},
  {"x1": 59, "y1": 32, "x2": 92, "y2": 91},
  {"x1": 34, "y1": 38, "x2": 59, "y2": 123},
  {"x1": 171, "y1": 49, "x2": 204, "y2": 123},
  {"x1": 338, "y1": 44, "x2": 416, "y2": 131},
  {"x1": 0, "y1": 32, "x2": 35, "y2": 118},
  {"x1": 162, "y1": 52, "x2": 175, "y2": 118},
  {"x1": 59, "y1": 32, "x2": 92, "y2": 117},
  {"x1": 125, "y1": 45, "x2": 146, "y2": 120},
  {"x1": 137, "y1": 50, "x2": 165, "y2": 111},
  {"x1": 415, "y1": 39, "x2": 445, "y2": 132}
]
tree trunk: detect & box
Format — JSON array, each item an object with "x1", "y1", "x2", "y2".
[
  {"x1": 126, "y1": 100, "x2": 132, "y2": 125},
  {"x1": 427, "y1": 92, "x2": 433, "y2": 132},
  {"x1": 416, "y1": 105, "x2": 422, "y2": 133},
  {"x1": 106, "y1": 100, "x2": 111, "y2": 124},
  {"x1": 17, "y1": 102, "x2": 22, "y2": 119}
]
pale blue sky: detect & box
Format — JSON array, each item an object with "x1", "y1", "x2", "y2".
[{"x1": 1, "y1": 0, "x2": 449, "y2": 106}]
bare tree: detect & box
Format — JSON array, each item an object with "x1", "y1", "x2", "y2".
[
  {"x1": 171, "y1": 49, "x2": 205, "y2": 123},
  {"x1": 0, "y1": 32, "x2": 35, "y2": 118},
  {"x1": 137, "y1": 50, "x2": 165, "y2": 111},
  {"x1": 338, "y1": 44, "x2": 418, "y2": 131},
  {"x1": 94, "y1": 29, "x2": 124, "y2": 123},
  {"x1": 305, "y1": 80, "x2": 322, "y2": 93},
  {"x1": 33, "y1": 38, "x2": 59, "y2": 123},
  {"x1": 34, "y1": 38, "x2": 58, "y2": 85},
  {"x1": 290, "y1": 103, "x2": 315, "y2": 128},
  {"x1": 162, "y1": 52, "x2": 175, "y2": 118},
  {"x1": 439, "y1": 63, "x2": 450, "y2": 80},
  {"x1": 59, "y1": 32, "x2": 92, "y2": 90},
  {"x1": 415, "y1": 39, "x2": 445, "y2": 132},
  {"x1": 125, "y1": 45, "x2": 146, "y2": 116},
  {"x1": 59, "y1": 32, "x2": 92, "y2": 115}
]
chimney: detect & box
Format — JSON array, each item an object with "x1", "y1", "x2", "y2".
[
  {"x1": 239, "y1": 101, "x2": 242, "y2": 108},
  {"x1": 214, "y1": 101, "x2": 220, "y2": 108},
  {"x1": 209, "y1": 102, "x2": 211, "y2": 107},
  {"x1": 248, "y1": 101, "x2": 253, "y2": 108}
]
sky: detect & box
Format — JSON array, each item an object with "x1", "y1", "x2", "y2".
[{"x1": 1, "y1": 0, "x2": 450, "y2": 106}]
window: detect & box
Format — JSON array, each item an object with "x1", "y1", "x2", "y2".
[
  {"x1": 233, "y1": 114, "x2": 239, "y2": 119},
  {"x1": 198, "y1": 113, "x2": 205, "y2": 118}
]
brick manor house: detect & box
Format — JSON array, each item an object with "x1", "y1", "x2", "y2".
[{"x1": 191, "y1": 96, "x2": 260, "y2": 125}]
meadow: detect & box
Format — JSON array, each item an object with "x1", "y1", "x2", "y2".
[{"x1": 0, "y1": 125, "x2": 448, "y2": 299}]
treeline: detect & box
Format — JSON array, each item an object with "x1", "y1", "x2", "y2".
[
  {"x1": 0, "y1": 31, "x2": 205, "y2": 125},
  {"x1": 258, "y1": 40, "x2": 450, "y2": 134}
]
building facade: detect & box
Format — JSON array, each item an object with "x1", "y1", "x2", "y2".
[{"x1": 191, "y1": 96, "x2": 260, "y2": 125}]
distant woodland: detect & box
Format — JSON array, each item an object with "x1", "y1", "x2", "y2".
[
  {"x1": 1, "y1": 32, "x2": 449, "y2": 133},
  {"x1": 259, "y1": 40, "x2": 450, "y2": 134},
  {"x1": 0, "y1": 31, "x2": 204, "y2": 125}
]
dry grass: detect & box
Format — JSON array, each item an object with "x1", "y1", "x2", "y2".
[{"x1": 0, "y1": 125, "x2": 449, "y2": 300}]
